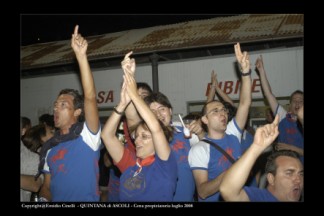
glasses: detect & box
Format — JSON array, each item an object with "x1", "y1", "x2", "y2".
[
  {"x1": 205, "y1": 107, "x2": 229, "y2": 116},
  {"x1": 135, "y1": 134, "x2": 152, "y2": 141}
]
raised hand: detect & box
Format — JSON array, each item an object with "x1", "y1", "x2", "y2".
[
  {"x1": 255, "y1": 55, "x2": 265, "y2": 72},
  {"x1": 121, "y1": 51, "x2": 136, "y2": 76},
  {"x1": 71, "y1": 25, "x2": 87, "y2": 56},
  {"x1": 234, "y1": 43, "x2": 250, "y2": 73},
  {"x1": 123, "y1": 68, "x2": 138, "y2": 99},
  {"x1": 120, "y1": 80, "x2": 131, "y2": 107},
  {"x1": 211, "y1": 70, "x2": 219, "y2": 87},
  {"x1": 253, "y1": 114, "x2": 279, "y2": 149}
]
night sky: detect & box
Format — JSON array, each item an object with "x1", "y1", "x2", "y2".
[{"x1": 21, "y1": 14, "x2": 232, "y2": 46}]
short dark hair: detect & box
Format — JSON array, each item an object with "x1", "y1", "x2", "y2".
[
  {"x1": 137, "y1": 82, "x2": 152, "y2": 94},
  {"x1": 22, "y1": 124, "x2": 46, "y2": 153},
  {"x1": 58, "y1": 89, "x2": 84, "y2": 121},
  {"x1": 39, "y1": 114, "x2": 54, "y2": 128},
  {"x1": 21, "y1": 116, "x2": 31, "y2": 129},
  {"x1": 223, "y1": 102, "x2": 237, "y2": 121},
  {"x1": 265, "y1": 150, "x2": 300, "y2": 175},
  {"x1": 183, "y1": 112, "x2": 202, "y2": 121},
  {"x1": 290, "y1": 90, "x2": 303, "y2": 103},
  {"x1": 201, "y1": 100, "x2": 227, "y2": 116},
  {"x1": 144, "y1": 92, "x2": 172, "y2": 109}
]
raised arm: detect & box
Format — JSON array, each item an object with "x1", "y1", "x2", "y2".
[
  {"x1": 101, "y1": 80, "x2": 130, "y2": 163},
  {"x1": 207, "y1": 70, "x2": 235, "y2": 106},
  {"x1": 220, "y1": 115, "x2": 279, "y2": 201},
  {"x1": 123, "y1": 54, "x2": 171, "y2": 160},
  {"x1": 71, "y1": 25, "x2": 99, "y2": 133},
  {"x1": 207, "y1": 70, "x2": 217, "y2": 103},
  {"x1": 234, "y1": 43, "x2": 252, "y2": 130},
  {"x1": 121, "y1": 52, "x2": 142, "y2": 129},
  {"x1": 255, "y1": 55, "x2": 278, "y2": 114}
]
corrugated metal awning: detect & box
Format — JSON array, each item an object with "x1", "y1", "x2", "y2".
[{"x1": 21, "y1": 14, "x2": 303, "y2": 70}]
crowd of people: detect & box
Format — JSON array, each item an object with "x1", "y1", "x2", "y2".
[{"x1": 21, "y1": 25, "x2": 303, "y2": 202}]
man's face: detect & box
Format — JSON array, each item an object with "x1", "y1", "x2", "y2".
[
  {"x1": 202, "y1": 101, "x2": 228, "y2": 133},
  {"x1": 53, "y1": 94, "x2": 78, "y2": 129},
  {"x1": 289, "y1": 93, "x2": 303, "y2": 115},
  {"x1": 272, "y1": 156, "x2": 304, "y2": 201},
  {"x1": 149, "y1": 102, "x2": 172, "y2": 126},
  {"x1": 137, "y1": 88, "x2": 150, "y2": 99}
]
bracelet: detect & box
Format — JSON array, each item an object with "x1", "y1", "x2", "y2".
[
  {"x1": 240, "y1": 70, "x2": 251, "y2": 76},
  {"x1": 113, "y1": 106, "x2": 124, "y2": 115}
]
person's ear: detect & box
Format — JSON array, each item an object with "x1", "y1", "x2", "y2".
[
  {"x1": 267, "y1": 173, "x2": 275, "y2": 186},
  {"x1": 74, "y1": 108, "x2": 82, "y2": 117},
  {"x1": 21, "y1": 128, "x2": 26, "y2": 136},
  {"x1": 201, "y1": 115, "x2": 208, "y2": 125}
]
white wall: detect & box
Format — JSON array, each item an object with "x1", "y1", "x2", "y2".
[
  {"x1": 158, "y1": 46, "x2": 303, "y2": 117},
  {"x1": 21, "y1": 46, "x2": 303, "y2": 125},
  {"x1": 21, "y1": 65, "x2": 153, "y2": 125}
]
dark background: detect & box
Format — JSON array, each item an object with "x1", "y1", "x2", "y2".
[{"x1": 21, "y1": 14, "x2": 232, "y2": 46}]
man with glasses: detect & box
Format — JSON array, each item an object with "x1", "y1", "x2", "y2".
[{"x1": 188, "y1": 43, "x2": 252, "y2": 202}]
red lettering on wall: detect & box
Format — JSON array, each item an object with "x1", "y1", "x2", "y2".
[
  {"x1": 205, "y1": 79, "x2": 261, "y2": 96},
  {"x1": 97, "y1": 91, "x2": 105, "y2": 104},
  {"x1": 97, "y1": 90, "x2": 114, "y2": 104},
  {"x1": 105, "y1": 91, "x2": 114, "y2": 103},
  {"x1": 205, "y1": 82, "x2": 223, "y2": 96},
  {"x1": 234, "y1": 80, "x2": 240, "y2": 94},
  {"x1": 205, "y1": 83, "x2": 212, "y2": 96},
  {"x1": 223, "y1": 81, "x2": 234, "y2": 94},
  {"x1": 252, "y1": 79, "x2": 261, "y2": 93}
]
